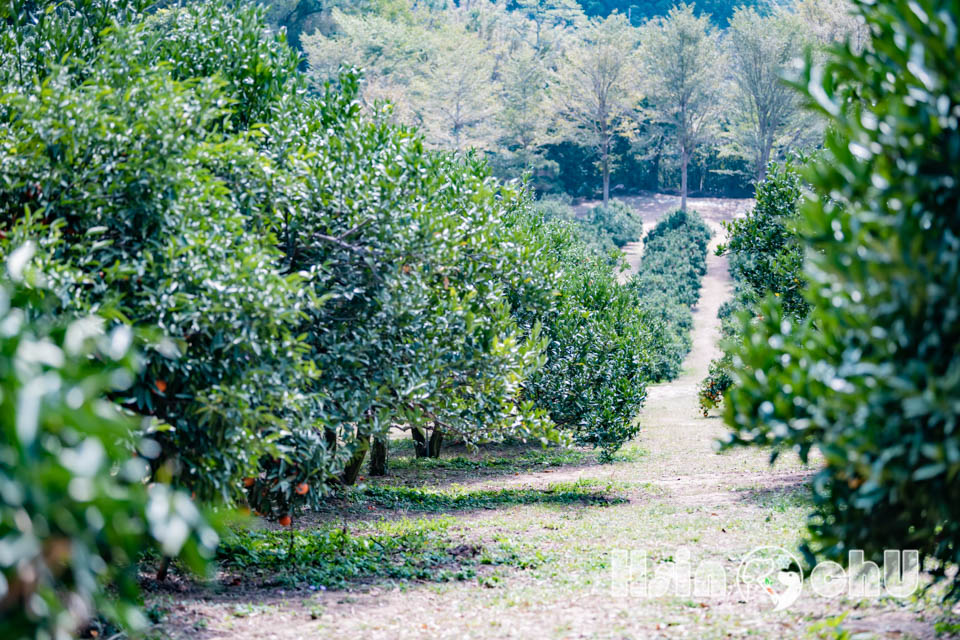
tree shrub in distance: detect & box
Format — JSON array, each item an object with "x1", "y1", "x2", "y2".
[
  {"x1": 519, "y1": 215, "x2": 652, "y2": 459},
  {"x1": 589, "y1": 199, "x2": 644, "y2": 248},
  {"x1": 630, "y1": 209, "x2": 711, "y2": 381},
  {"x1": 698, "y1": 161, "x2": 806, "y2": 414}
]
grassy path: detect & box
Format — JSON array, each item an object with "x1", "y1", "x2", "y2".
[{"x1": 152, "y1": 198, "x2": 942, "y2": 639}]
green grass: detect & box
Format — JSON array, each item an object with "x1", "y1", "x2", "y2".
[
  {"x1": 217, "y1": 518, "x2": 546, "y2": 589},
  {"x1": 606, "y1": 442, "x2": 646, "y2": 463},
  {"x1": 387, "y1": 447, "x2": 592, "y2": 471},
  {"x1": 344, "y1": 479, "x2": 629, "y2": 512}
]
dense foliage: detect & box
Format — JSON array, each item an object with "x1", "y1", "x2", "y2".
[
  {"x1": 721, "y1": 0, "x2": 960, "y2": 594},
  {"x1": 698, "y1": 162, "x2": 806, "y2": 413},
  {"x1": 532, "y1": 196, "x2": 642, "y2": 255},
  {"x1": 722, "y1": 162, "x2": 807, "y2": 316},
  {"x1": 630, "y1": 209, "x2": 711, "y2": 380},
  {"x1": 521, "y1": 216, "x2": 652, "y2": 458},
  {"x1": 0, "y1": 0, "x2": 571, "y2": 513},
  {"x1": 0, "y1": 252, "x2": 216, "y2": 640},
  {"x1": 0, "y1": 0, "x2": 683, "y2": 515},
  {"x1": 588, "y1": 200, "x2": 644, "y2": 248}
]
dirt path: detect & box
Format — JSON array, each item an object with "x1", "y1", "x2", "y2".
[
  {"x1": 152, "y1": 197, "x2": 944, "y2": 640},
  {"x1": 609, "y1": 194, "x2": 753, "y2": 282}
]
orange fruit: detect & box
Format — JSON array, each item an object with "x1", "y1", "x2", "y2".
[
  {"x1": 295, "y1": 483, "x2": 309, "y2": 495},
  {"x1": 278, "y1": 515, "x2": 292, "y2": 527},
  {"x1": 155, "y1": 380, "x2": 167, "y2": 393},
  {"x1": 243, "y1": 477, "x2": 255, "y2": 488}
]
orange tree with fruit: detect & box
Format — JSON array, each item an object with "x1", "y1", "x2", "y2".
[{"x1": 0, "y1": 0, "x2": 668, "y2": 533}]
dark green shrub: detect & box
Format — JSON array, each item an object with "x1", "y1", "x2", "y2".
[
  {"x1": 630, "y1": 209, "x2": 710, "y2": 381},
  {"x1": 532, "y1": 195, "x2": 577, "y2": 223},
  {"x1": 531, "y1": 195, "x2": 624, "y2": 257},
  {"x1": 636, "y1": 210, "x2": 710, "y2": 307},
  {"x1": 146, "y1": 4, "x2": 301, "y2": 128},
  {"x1": 589, "y1": 199, "x2": 643, "y2": 248},
  {"x1": 720, "y1": 161, "x2": 807, "y2": 317},
  {"x1": 632, "y1": 287, "x2": 693, "y2": 381},
  {"x1": 521, "y1": 218, "x2": 651, "y2": 458},
  {"x1": 698, "y1": 162, "x2": 806, "y2": 413},
  {"x1": 722, "y1": 0, "x2": 960, "y2": 595},
  {"x1": 697, "y1": 352, "x2": 733, "y2": 415}
]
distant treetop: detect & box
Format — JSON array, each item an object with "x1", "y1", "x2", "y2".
[{"x1": 524, "y1": 0, "x2": 772, "y2": 26}]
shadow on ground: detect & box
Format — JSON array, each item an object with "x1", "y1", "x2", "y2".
[{"x1": 733, "y1": 474, "x2": 812, "y2": 512}]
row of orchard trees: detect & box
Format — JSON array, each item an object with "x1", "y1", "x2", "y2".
[
  {"x1": 300, "y1": 0, "x2": 866, "y2": 204},
  {"x1": 704, "y1": 0, "x2": 960, "y2": 597},
  {"x1": 0, "y1": 2, "x2": 701, "y2": 635}
]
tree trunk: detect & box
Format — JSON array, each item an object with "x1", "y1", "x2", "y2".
[
  {"x1": 340, "y1": 436, "x2": 370, "y2": 485},
  {"x1": 601, "y1": 149, "x2": 610, "y2": 206},
  {"x1": 652, "y1": 143, "x2": 662, "y2": 191},
  {"x1": 369, "y1": 437, "x2": 387, "y2": 476},
  {"x1": 156, "y1": 556, "x2": 170, "y2": 582},
  {"x1": 412, "y1": 428, "x2": 429, "y2": 458},
  {"x1": 680, "y1": 148, "x2": 689, "y2": 212},
  {"x1": 757, "y1": 135, "x2": 773, "y2": 183},
  {"x1": 428, "y1": 429, "x2": 443, "y2": 458}
]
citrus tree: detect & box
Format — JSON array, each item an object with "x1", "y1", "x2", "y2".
[
  {"x1": 1, "y1": 1, "x2": 563, "y2": 519},
  {"x1": 631, "y1": 209, "x2": 711, "y2": 381},
  {"x1": 698, "y1": 161, "x2": 806, "y2": 413},
  {"x1": 518, "y1": 216, "x2": 651, "y2": 459},
  {"x1": 0, "y1": 0, "x2": 316, "y2": 505}
]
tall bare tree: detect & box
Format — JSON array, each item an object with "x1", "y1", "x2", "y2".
[
  {"x1": 638, "y1": 4, "x2": 725, "y2": 211},
  {"x1": 551, "y1": 13, "x2": 639, "y2": 205},
  {"x1": 496, "y1": 49, "x2": 551, "y2": 165},
  {"x1": 304, "y1": 7, "x2": 498, "y2": 151},
  {"x1": 411, "y1": 37, "x2": 498, "y2": 150},
  {"x1": 793, "y1": 0, "x2": 870, "y2": 51},
  {"x1": 725, "y1": 7, "x2": 808, "y2": 181},
  {"x1": 513, "y1": 0, "x2": 585, "y2": 52}
]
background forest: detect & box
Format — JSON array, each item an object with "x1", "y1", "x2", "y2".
[{"x1": 258, "y1": 0, "x2": 862, "y2": 201}]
